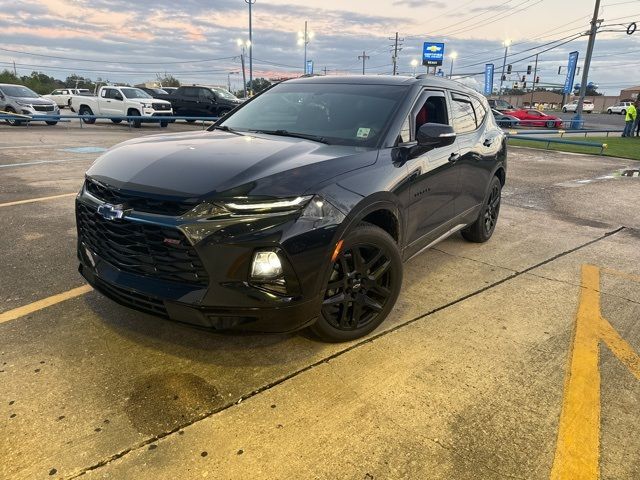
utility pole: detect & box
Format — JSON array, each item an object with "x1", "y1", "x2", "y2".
[
  {"x1": 323, "y1": 67, "x2": 328, "y2": 75},
  {"x1": 573, "y1": 0, "x2": 601, "y2": 128},
  {"x1": 529, "y1": 53, "x2": 539, "y2": 107},
  {"x1": 358, "y1": 51, "x2": 370, "y2": 75},
  {"x1": 12, "y1": 60, "x2": 17, "y2": 76},
  {"x1": 499, "y1": 39, "x2": 511, "y2": 97},
  {"x1": 389, "y1": 32, "x2": 403, "y2": 75},
  {"x1": 240, "y1": 52, "x2": 247, "y2": 98},
  {"x1": 304, "y1": 21, "x2": 308, "y2": 73}
]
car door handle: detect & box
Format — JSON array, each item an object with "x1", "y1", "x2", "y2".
[
  {"x1": 483, "y1": 138, "x2": 493, "y2": 147},
  {"x1": 448, "y1": 153, "x2": 460, "y2": 163}
]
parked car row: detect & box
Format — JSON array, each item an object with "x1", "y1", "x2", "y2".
[{"x1": 0, "y1": 83, "x2": 60, "y2": 126}]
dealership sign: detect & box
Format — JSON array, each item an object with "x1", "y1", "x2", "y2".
[
  {"x1": 422, "y1": 42, "x2": 445, "y2": 66},
  {"x1": 484, "y1": 64, "x2": 495, "y2": 95},
  {"x1": 563, "y1": 51, "x2": 579, "y2": 94},
  {"x1": 305, "y1": 60, "x2": 314, "y2": 75}
]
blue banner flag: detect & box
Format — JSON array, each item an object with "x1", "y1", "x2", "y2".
[
  {"x1": 305, "y1": 60, "x2": 314, "y2": 75},
  {"x1": 563, "y1": 51, "x2": 579, "y2": 94},
  {"x1": 484, "y1": 64, "x2": 495, "y2": 95}
]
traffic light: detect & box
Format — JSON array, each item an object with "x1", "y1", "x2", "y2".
[
  {"x1": 522, "y1": 75, "x2": 526, "y2": 82},
  {"x1": 527, "y1": 65, "x2": 532, "y2": 74},
  {"x1": 501, "y1": 74, "x2": 506, "y2": 81},
  {"x1": 535, "y1": 76, "x2": 540, "y2": 83},
  {"x1": 507, "y1": 64, "x2": 512, "y2": 74}
]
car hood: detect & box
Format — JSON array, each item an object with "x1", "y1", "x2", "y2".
[
  {"x1": 130, "y1": 97, "x2": 170, "y2": 104},
  {"x1": 13, "y1": 96, "x2": 55, "y2": 105},
  {"x1": 86, "y1": 130, "x2": 378, "y2": 199}
]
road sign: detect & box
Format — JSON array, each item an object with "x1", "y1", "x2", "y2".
[
  {"x1": 422, "y1": 42, "x2": 445, "y2": 66},
  {"x1": 563, "y1": 51, "x2": 579, "y2": 94},
  {"x1": 305, "y1": 60, "x2": 314, "y2": 75},
  {"x1": 484, "y1": 64, "x2": 494, "y2": 95}
]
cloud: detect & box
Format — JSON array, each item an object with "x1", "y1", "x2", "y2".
[{"x1": 393, "y1": 0, "x2": 447, "y2": 8}]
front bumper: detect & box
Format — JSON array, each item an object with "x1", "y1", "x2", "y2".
[{"x1": 76, "y1": 189, "x2": 340, "y2": 333}]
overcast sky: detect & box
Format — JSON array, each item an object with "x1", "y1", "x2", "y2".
[{"x1": 0, "y1": 0, "x2": 639, "y2": 94}]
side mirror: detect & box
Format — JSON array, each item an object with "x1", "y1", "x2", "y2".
[{"x1": 416, "y1": 123, "x2": 456, "y2": 148}]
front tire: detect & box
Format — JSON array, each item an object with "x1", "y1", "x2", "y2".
[
  {"x1": 621, "y1": 109, "x2": 626, "y2": 116},
  {"x1": 160, "y1": 120, "x2": 168, "y2": 128},
  {"x1": 607, "y1": 109, "x2": 612, "y2": 114},
  {"x1": 462, "y1": 176, "x2": 502, "y2": 243},
  {"x1": 562, "y1": 107, "x2": 567, "y2": 113},
  {"x1": 45, "y1": 121, "x2": 58, "y2": 126},
  {"x1": 128, "y1": 109, "x2": 142, "y2": 128},
  {"x1": 310, "y1": 223, "x2": 402, "y2": 342},
  {"x1": 546, "y1": 120, "x2": 555, "y2": 128},
  {"x1": 5, "y1": 107, "x2": 23, "y2": 126}
]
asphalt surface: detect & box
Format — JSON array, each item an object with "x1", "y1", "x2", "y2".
[
  {"x1": 556, "y1": 112, "x2": 626, "y2": 130},
  {"x1": 1, "y1": 121, "x2": 640, "y2": 479}
]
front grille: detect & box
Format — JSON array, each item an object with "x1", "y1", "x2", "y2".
[
  {"x1": 152, "y1": 103, "x2": 171, "y2": 111},
  {"x1": 93, "y1": 276, "x2": 168, "y2": 317},
  {"x1": 85, "y1": 179, "x2": 199, "y2": 216},
  {"x1": 33, "y1": 105, "x2": 55, "y2": 112},
  {"x1": 77, "y1": 202, "x2": 209, "y2": 286}
]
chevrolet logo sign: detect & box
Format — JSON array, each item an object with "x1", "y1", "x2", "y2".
[
  {"x1": 426, "y1": 45, "x2": 442, "y2": 52},
  {"x1": 97, "y1": 203, "x2": 126, "y2": 221}
]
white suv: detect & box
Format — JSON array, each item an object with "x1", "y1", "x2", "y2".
[
  {"x1": 562, "y1": 100, "x2": 594, "y2": 113},
  {"x1": 607, "y1": 101, "x2": 634, "y2": 115}
]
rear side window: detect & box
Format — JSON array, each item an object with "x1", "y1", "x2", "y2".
[
  {"x1": 450, "y1": 94, "x2": 476, "y2": 134},
  {"x1": 470, "y1": 96, "x2": 487, "y2": 128},
  {"x1": 183, "y1": 88, "x2": 198, "y2": 98}
]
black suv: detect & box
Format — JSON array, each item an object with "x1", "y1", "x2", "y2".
[
  {"x1": 76, "y1": 76, "x2": 506, "y2": 342},
  {"x1": 163, "y1": 85, "x2": 242, "y2": 119}
]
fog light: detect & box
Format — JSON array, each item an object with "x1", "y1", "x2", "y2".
[
  {"x1": 251, "y1": 250, "x2": 283, "y2": 279},
  {"x1": 84, "y1": 245, "x2": 96, "y2": 267}
]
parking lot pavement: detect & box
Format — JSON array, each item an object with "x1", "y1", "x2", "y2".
[
  {"x1": 556, "y1": 112, "x2": 625, "y2": 130},
  {"x1": 1, "y1": 126, "x2": 640, "y2": 479}
]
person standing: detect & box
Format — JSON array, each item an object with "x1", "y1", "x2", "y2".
[
  {"x1": 635, "y1": 100, "x2": 640, "y2": 136},
  {"x1": 623, "y1": 101, "x2": 637, "y2": 137}
]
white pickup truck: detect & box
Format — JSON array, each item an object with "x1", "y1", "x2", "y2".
[
  {"x1": 71, "y1": 86, "x2": 173, "y2": 127},
  {"x1": 43, "y1": 88, "x2": 92, "y2": 108}
]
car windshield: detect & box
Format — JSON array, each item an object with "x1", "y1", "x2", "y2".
[
  {"x1": 212, "y1": 88, "x2": 238, "y2": 100},
  {"x1": 1, "y1": 85, "x2": 39, "y2": 97},
  {"x1": 152, "y1": 88, "x2": 168, "y2": 94},
  {"x1": 219, "y1": 82, "x2": 409, "y2": 146},
  {"x1": 120, "y1": 88, "x2": 152, "y2": 99}
]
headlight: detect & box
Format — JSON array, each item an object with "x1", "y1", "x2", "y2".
[
  {"x1": 141, "y1": 103, "x2": 152, "y2": 108},
  {"x1": 225, "y1": 196, "x2": 312, "y2": 213},
  {"x1": 16, "y1": 100, "x2": 32, "y2": 107}
]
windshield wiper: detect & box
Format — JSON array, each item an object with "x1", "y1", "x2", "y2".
[
  {"x1": 210, "y1": 125, "x2": 243, "y2": 136},
  {"x1": 250, "y1": 129, "x2": 330, "y2": 144}
]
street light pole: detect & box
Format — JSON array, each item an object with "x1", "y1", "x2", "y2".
[
  {"x1": 410, "y1": 59, "x2": 419, "y2": 76},
  {"x1": 572, "y1": 0, "x2": 601, "y2": 128},
  {"x1": 449, "y1": 51, "x2": 457, "y2": 78},
  {"x1": 499, "y1": 39, "x2": 511, "y2": 96},
  {"x1": 297, "y1": 22, "x2": 313, "y2": 74},
  {"x1": 245, "y1": 0, "x2": 256, "y2": 95}
]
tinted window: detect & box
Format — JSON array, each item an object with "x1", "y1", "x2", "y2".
[
  {"x1": 220, "y1": 82, "x2": 409, "y2": 147},
  {"x1": 183, "y1": 87, "x2": 198, "y2": 97},
  {"x1": 451, "y1": 95, "x2": 476, "y2": 133}
]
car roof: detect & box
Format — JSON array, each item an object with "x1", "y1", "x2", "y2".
[{"x1": 284, "y1": 75, "x2": 481, "y2": 95}]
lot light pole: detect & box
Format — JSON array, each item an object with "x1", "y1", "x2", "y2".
[
  {"x1": 449, "y1": 51, "x2": 458, "y2": 78},
  {"x1": 245, "y1": 0, "x2": 256, "y2": 95},
  {"x1": 499, "y1": 39, "x2": 511, "y2": 96},
  {"x1": 410, "y1": 59, "x2": 419, "y2": 76},
  {"x1": 298, "y1": 21, "x2": 314, "y2": 74}
]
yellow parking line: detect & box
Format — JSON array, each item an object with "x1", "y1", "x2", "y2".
[
  {"x1": 551, "y1": 265, "x2": 640, "y2": 479},
  {"x1": 0, "y1": 193, "x2": 76, "y2": 208},
  {"x1": 0, "y1": 285, "x2": 93, "y2": 324}
]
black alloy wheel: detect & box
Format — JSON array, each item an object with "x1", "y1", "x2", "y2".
[
  {"x1": 483, "y1": 181, "x2": 501, "y2": 237},
  {"x1": 462, "y1": 175, "x2": 502, "y2": 243},
  {"x1": 546, "y1": 120, "x2": 555, "y2": 128},
  {"x1": 311, "y1": 223, "x2": 402, "y2": 342}
]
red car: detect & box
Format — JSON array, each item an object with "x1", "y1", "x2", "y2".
[{"x1": 506, "y1": 109, "x2": 563, "y2": 128}]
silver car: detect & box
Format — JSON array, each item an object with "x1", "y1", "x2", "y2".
[{"x1": 0, "y1": 83, "x2": 60, "y2": 126}]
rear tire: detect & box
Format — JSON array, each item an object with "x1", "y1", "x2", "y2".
[
  {"x1": 607, "y1": 109, "x2": 612, "y2": 114},
  {"x1": 79, "y1": 106, "x2": 96, "y2": 124},
  {"x1": 546, "y1": 120, "x2": 555, "y2": 128},
  {"x1": 45, "y1": 121, "x2": 58, "y2": 126},
  {"x1": 562, "y1": 107, "x2": 567, "y2": 113},
  {"x1": 160, "y1": 120, "x2": 168, "y2": 128},
  {"x1": 111, "y1": 119, "x2": 122, "y2": 124},
  {"x1": 186, "y1": 119, "x2": 196, "y2": 123},
  {"x1": 461, "y1": 176, "x2": 502, "y2": 244},
  {"x1": 309, "y1": 222, "x2": 402, "y2": 343},
  {"x1": 621, "y1": 109, "x2": 626, "y2": 116}
]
